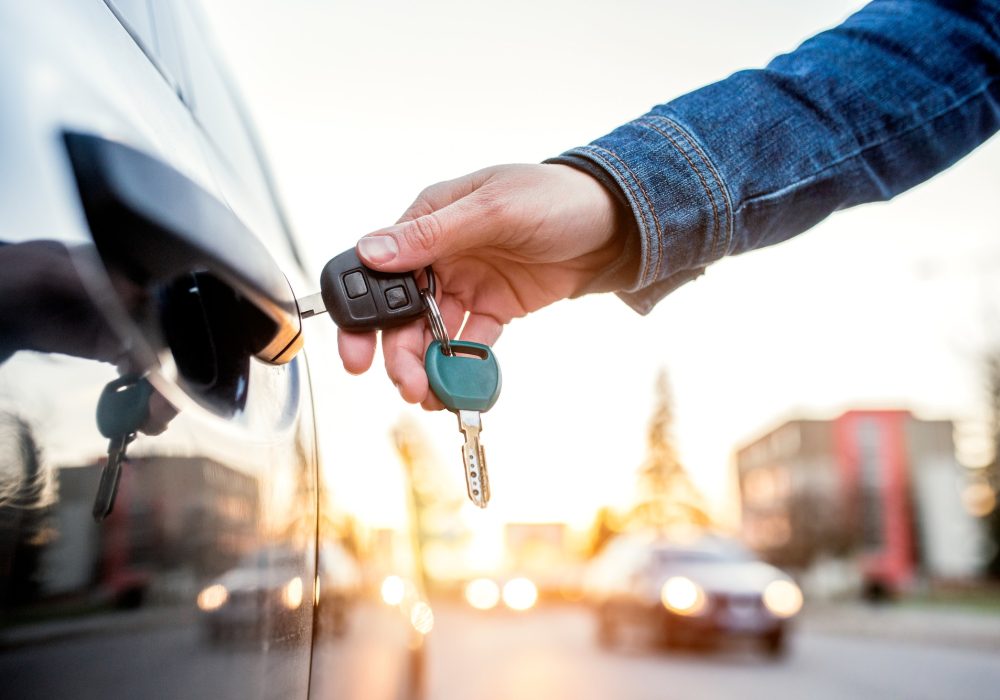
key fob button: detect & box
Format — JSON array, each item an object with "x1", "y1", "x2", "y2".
[
  {"x1": 342, "y1": 270, "x2": 368, "y2": 299},
  {"x1": 320, "y1": 249, "x2": 424, "y2": 331},
  {"x1": 385, "y1": 285, "x2": 408, "y2": 310}
]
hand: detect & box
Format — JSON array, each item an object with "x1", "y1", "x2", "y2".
[
  {"x1": 337, "y1": 163, "x2": 630, "y2": 409},
  {"x1": 0, "y1": 240, "x2": 177, "y2": 435}
]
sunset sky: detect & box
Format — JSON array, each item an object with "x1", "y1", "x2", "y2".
[{"x1": 201, "y1": 0, "x2": 1000, "y2": 539}]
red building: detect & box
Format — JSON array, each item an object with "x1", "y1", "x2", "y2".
[{"x1": 736, "y1": 411, "x2": 982, "y2": 596}]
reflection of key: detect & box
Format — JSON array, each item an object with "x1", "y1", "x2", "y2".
[
  {"x1": 92, "y1": 375, "x2": 153, "y2": 522},
  {"x1": 424, "y1": 340, "x2": 502, "y2": 508}
]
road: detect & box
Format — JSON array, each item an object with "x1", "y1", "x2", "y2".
[{"x1": 425, "y1": 602, "x2": 1000, "y2": 700}]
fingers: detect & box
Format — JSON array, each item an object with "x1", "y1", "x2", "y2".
[
  {"x1": 458, "y1": 311, "x2": 504, "y2": 346},
  {"x1": 140, "y1": 391, "x2": 178, "y2": 436},
  {"x1": 357, "y1": 177, "x2": 505, "y2": 273},
  {"x1": 383, "y1": 295, "x2": 465, "y2": 406},
  {"x1": 338, "y1": 330, "x2": 377, "y2": 374},
  {"x1": 395, "y1": 174, "x2": 489, "y2": 223}
]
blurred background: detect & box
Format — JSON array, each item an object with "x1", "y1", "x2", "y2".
[{"x1": 198, "y1": 0, "x2": 999, "y2": 697}]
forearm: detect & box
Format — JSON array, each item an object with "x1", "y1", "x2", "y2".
[{"x1": 557, "y1": 0, "x2": 1000, "y2": 312}]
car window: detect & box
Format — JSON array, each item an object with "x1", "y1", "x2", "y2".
[
  {"x1": 169, "y1": 0, "x2": 301, "y2": 267},
  {"x1": 104, "y1": 0, "x2": 156, "y2": 53}
]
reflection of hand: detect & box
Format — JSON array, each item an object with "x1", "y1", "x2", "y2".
[
  {"x1": 337, "y1": 164, "x2": 632, "y2": 408},
  {"x1": 0, "y1": 240, "x2": 124, "y2": 364},
  {"x1": 0, "y1": 240, "x2": 176, "y2": 435}
]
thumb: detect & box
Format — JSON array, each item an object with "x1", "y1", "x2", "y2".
[{"x1": 356, "y1": 198, "x2": 492, "y2": 272}]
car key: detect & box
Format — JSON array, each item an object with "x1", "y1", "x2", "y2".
[
  {"x1": 297, "y1": 248, "x2": 425, "y2": 331},
  {"x1": 424, "y1": 339, "x2": 502, "y2": 508},
  {"x1": 92, "y1": 375, "x2": 153, "y2": 521}
]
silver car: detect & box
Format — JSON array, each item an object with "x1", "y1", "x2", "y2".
[
  {"x1": 584, "y1": 533, "x2": 803, "y2": 656},
  {"x1": 0, "y1": 2, "x2": 425, "y2": 698}
]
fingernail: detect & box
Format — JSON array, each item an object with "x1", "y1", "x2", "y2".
[{"x1": 358, "y1": 235, "x2": 398, "y2": 264}]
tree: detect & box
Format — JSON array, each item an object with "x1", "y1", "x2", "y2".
[{"x1": 627, "y1": 369, "x2": 712, "y2": 532}]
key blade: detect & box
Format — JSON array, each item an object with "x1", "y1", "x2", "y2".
[
  {"x1": 458, "y1": 410, "x2": 490, "y2": 508},
  {"x1": 92, "y1": 435, "x2": 129, "y2": 521},
  {"x1": 297, "y1": 292, "x2": 327, "y2": 319}
]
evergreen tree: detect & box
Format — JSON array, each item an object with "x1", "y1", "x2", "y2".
[{"x1": 628, "y1": 369, "x2": 712, "y2": 532}]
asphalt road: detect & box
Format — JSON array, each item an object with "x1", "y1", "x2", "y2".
[{"x1": 425, "y1": 602, "x2": 1000, "y2": 700}]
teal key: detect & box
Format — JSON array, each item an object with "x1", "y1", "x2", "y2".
[
  {"x1": 424, "y1": 340, "x2": 502, "y2": 508},
  {"x1": 93, "y1": 375, "x2": 153, "y2": 521}
]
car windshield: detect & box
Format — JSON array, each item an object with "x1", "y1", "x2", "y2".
[
  {"x1": 651, "y1": 542, "x2": 755, "y2": 566},
  {"x1": 241, "y1": 548, "x2": 302, "y2": 569}
]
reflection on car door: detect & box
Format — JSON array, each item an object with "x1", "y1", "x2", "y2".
[{"x1": 0, "y1": 2, "x2": 317, "y2": 698}]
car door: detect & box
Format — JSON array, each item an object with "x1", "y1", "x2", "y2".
[{"x1": 0, "y1": 2, "x2": 318, "y2": 698}]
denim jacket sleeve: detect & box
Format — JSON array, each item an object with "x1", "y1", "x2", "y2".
[{"x1": 552, "y1": 0, "x2": 1000, "y2": 313}]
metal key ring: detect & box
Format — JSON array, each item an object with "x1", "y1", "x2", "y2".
[{"x1": 420, "y1": 288, "x2": 452, "y2": 356}]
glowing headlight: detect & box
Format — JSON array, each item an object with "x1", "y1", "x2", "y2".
[
  {"x1": 465, "y1": 578, "x2": 501, "y2": 611},
  {"x1": 380, "y1": 575, "x2": 406, "y2": 606},
  {"x1": 281, "y1": 576, "x2": 304, "y2": 610},
  {"x1": 502, "y1": 577, "x2": 538, "y2": 611},
  {"x1": 197, "y1": 584, "x2": 228, "y2": 611},
  {"x1": 660, "y1": 576, "x2": 707, "y2": 616},
  {"x1": 763, "y1": 579, "x2": 803, "y2": 618}
]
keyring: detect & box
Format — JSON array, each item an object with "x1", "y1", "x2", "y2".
[{"x1": 420, "y1": 287, "x2": 452, "y2": 356}]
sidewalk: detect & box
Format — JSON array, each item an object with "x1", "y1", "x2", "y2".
[{"x1": 800, "y1": 602, "x2": 1000, "y2": 651}]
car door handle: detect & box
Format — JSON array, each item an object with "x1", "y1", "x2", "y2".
[{"x1": 63, "y1": 132, "x2": 302, "y2": 365}]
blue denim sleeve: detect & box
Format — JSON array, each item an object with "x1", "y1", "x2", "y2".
[{"x1": 557, "y1": 0, "x2": 1000, "y2": 313}]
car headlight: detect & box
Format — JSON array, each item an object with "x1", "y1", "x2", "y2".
[
  {"x1": 465, "y1": 578, "x2": 501, "y2": 611},
  {"x1": 762, "y1": 579, "x2": 803, "y2": 618},
  {"x1": 502, "y1": 578, "x2": 538, "y2": 611},
  {"x1": 660, "y1": 576, "x2": 707, "y2": 616},
  {"x1": 281, "y1": 576, "x2": 304, "y2": 610},
  {"x1": 197, "y1": 584, "x2": 228, "y2": 611}
]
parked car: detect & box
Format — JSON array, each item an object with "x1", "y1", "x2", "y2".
[
  {"x1": 583, "y1": 533, "x2": 803, "y2": 656},
  {"x1": 0, "y1": 2, "x2": 425, "y2": 698}
]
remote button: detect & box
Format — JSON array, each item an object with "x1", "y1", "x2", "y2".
[
  {"x1": 385, "y1": 285, "x2": 408, "y2": 310},
  {"x1": 343, "y1": 270, "x2": 367, "y2": 299}
]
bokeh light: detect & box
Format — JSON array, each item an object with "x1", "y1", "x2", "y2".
[
  {"x1": 381, "y1": 575, "x2": 406, "y2": 606},
  {"x1": 502, "y1": 577, "x2": 538, "y2": 611},
  {"x1": 660, "y1": 576, "x2": 707, "y2": 616},
  {"x1": 410, "y1": 601, "x2": 435, "y2": 634},
  {"x1": 763, "y1": 579, "x2": 804, "y2": 618},
  {"x1": 465, "y1": 578, "x2": 501, "y2": 611}
]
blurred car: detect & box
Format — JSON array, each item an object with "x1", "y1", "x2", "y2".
[
  {"x1": 0, "y1": 2, "x2": 425, "y2": 698},
  {"x1": 584, "y1": 533, "x2": 803, "y2": 655},
  {"x1": 198, "y1": 545, "x2": 310, "y2": 642},
  {"x1": 316, "y1": 541, "x2": 363, "y2": 638}
]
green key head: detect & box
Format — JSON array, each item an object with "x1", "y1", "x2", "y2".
[
  {"x1": 96, "y1": 375, "x2": 154, "y2": 438},
  {"x1": 424, "y1": 340, "x2": 502, "y2": 413}
]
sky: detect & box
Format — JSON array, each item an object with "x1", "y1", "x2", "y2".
[{"x1": 200, "y1": 0, "x2": 1000, "y2": 537}]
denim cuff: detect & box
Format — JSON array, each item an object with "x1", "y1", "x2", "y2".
[{"x1": 557, "y1": 114, "x2": 732, "y2": 314}]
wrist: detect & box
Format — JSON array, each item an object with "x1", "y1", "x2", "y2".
[{"x1": 544, "y1": 157, "x2": 641, "y2": 295}]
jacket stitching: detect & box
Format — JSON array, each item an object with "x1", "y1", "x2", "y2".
[
  {"x1": 586, "y1": 145, "x2": 665, "y2": 284},
  {"x1": 637, "y1": 118, "x2": 721, "y2": 262},
  {"x1": 650, "y1": 114, "x2": 734, "y2": 256}
]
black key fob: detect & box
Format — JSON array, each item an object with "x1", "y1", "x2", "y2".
[{"x1": 320, "y1": 249, "x2": 425, "y2": 331}]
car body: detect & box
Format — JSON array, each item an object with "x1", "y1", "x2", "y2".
[
  {"x1": 0, "y1": 2, "x2": 425, "y2": 698},
  {"x1": 584, "y1": 533, "x2": 803, "y2": 655}
]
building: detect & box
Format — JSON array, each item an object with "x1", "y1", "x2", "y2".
[{"x1": 736, "y1": 410, "x2": 983, "y2": 594}]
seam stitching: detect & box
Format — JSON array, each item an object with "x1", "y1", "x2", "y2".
[
  {"x1": 586, "y1": 145, "x2": 665, "y2": 284},
  {"x1": 636, "y1": 117, "x2": 721, "y2": 262},
  {"x1": 649, "y1": 114, "x2": 735, "y2": 256}
]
